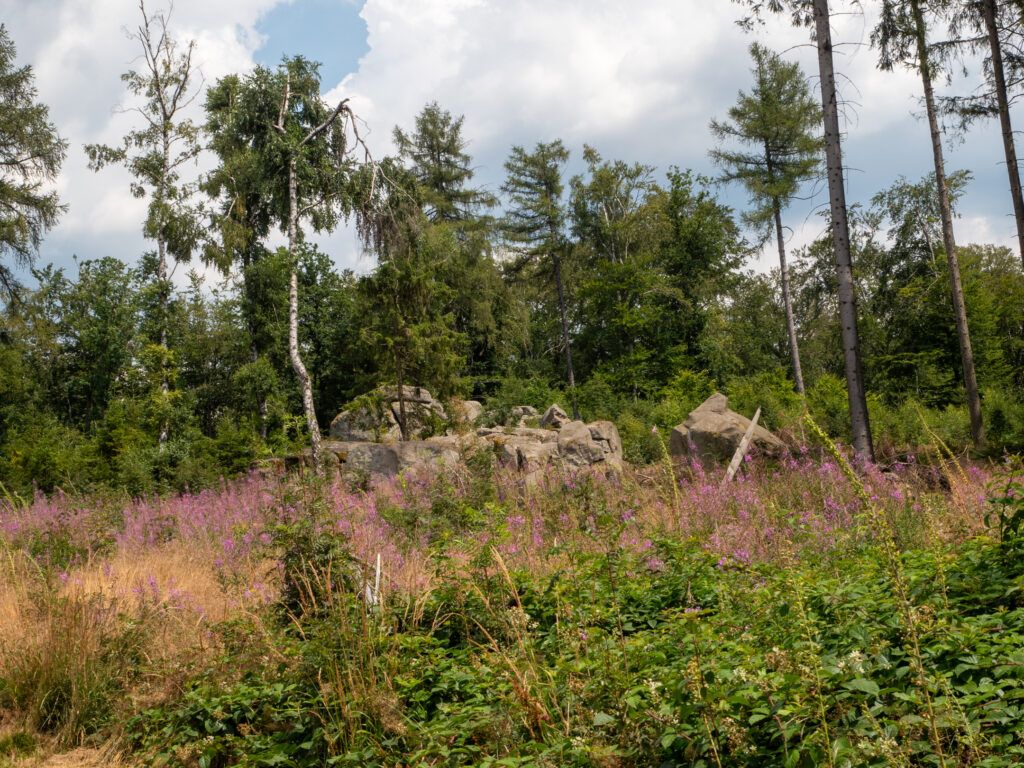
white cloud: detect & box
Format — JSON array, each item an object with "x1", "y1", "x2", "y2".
[
  {"x1": 1, "y1": 0, "x2": 283, "y2": 275},
  {"x1": 2, "y1": 0, "x2": 1017, "y2": 279}
]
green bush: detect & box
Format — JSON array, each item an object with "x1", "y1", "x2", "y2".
[
  {"x1": 0, "y1": 413, "x2": 95, "y2": 495},
  {"x1": 725, "y1": 368, "x2": 803, "y2": 432},
  {"x1": 806, "y1": 373, "x2": 849, "y2": 438}
]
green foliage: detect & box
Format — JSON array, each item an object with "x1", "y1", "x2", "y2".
[
  {"x1": 360, "y1": 220, "x2": 468, "y2": 408},
  {"x1": 0, "y1": 412, "x2": 93, "y2": 495},
  {"x1": 986, "y1": 475, "x2": 1024, "y2": 548},
  {"x1": 480, "y1": 376, "x2": 566, "y2": 424},
  {"x1": 125, "y1": 524, "x2": 1024, "y2": 767},
  {"x1": 0, "y1": 730, "x2": 37, "y2": 761},
  {"x1": 725, "y1": 368, "x2": 804, "y2": 432},
  {"x1": 0, "y1": 24, "x2": 67, "y2": 298}
]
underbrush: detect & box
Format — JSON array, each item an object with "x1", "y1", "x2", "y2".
[{"x1": 0, "y1": 453, "x2": 1020, "y2": 765}]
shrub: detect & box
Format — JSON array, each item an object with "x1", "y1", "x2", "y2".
[{"x1": 725, "y1": 368, "x2": 803, "y2": 432}]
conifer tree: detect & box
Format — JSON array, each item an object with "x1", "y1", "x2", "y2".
[
  {"x1": 502, "y1": 141, "x2": 579, "y2": 417},
  {"x1": 710, "y1": 43, "x2": 822, "y2": 394},
  {"x1": 736, "y1": 0, "x2": 875, "y2": 460},
  {"x1": 393, "y1": 101, "x2": 495, "y2": 224},
  {"x1": 874, "y1": 0, "x2": 985, "y2": 447},
  {"x1": 0, "y1": 25, "x2": 67, "y2": 300}
]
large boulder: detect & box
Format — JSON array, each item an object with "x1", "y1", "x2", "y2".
[
  {"x1": 510, "y1": 405, "x2": 538, "y2": 426},
  {"x1": 668, "y1": 392, "x2": 784, "y2": 463},
  {"x1": 557, "y1": 420, "x2": 612, "y2": 467},
  {"x1": 322, "y1": 441, "x2": 400, "y2": 476},
  {"x1": 330, "y1": 406, "x2": 399, "y2": 442},
  {"x1": 320, "y1": 392, "x2": 624, "y2": 479}
]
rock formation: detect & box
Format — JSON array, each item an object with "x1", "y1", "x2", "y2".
[{"x1": 317, "y1": 391, "x2": 622, "y2": 479}]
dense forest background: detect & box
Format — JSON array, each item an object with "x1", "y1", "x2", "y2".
[{"x1": 1, "y1": 1, "x2": 1023, "y2": 496}]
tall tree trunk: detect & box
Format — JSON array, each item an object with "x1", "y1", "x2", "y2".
[
  {"x1": 551, "y1": 249, "x2": 579, "y2": 420},
  {"x1": 910, "y1": 0, "x2": 985, "y2": 448},
  {"x1": 812, "y1": 0, "x2": 874, "y2": 460},
  {"x1": 157, "y1": 134, "x2": 171, "y2": 450},
  {"x1": 982, "y1": 0, "x2": 1024, "y2": 267},
  {"x1": 287, "y1": 156, "x2": 323, "y2": 467},
  {"x1": 773, "y1": 197, "x2": 805, "y2": 394}
]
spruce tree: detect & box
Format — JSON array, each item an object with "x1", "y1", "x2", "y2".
[
  {"x1": 393, "y1": 101, "x2": 495, "y2": 224},
  {"x1": 502, "y1": 141, "x2": 579, "y2": 417},
  {"x1": 0, "y1": 25, "x2": 67, "y2": 300}
]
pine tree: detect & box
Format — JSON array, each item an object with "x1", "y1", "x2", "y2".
[
  {"x1": 0, "y1": 25, "x2": 67, "y2": 300},
  {"x1": 941, "y1": 0, "x2": 1024, "y2": 267},
  {"x1": 710, "y1": 43, "x2": 822, "y2": 394}
]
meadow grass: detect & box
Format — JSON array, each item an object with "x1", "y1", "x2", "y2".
[{"x1": 0, "y1": 447, "x2": 1019, "y2": 766}]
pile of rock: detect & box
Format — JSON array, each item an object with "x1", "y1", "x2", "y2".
[{"x1": 316, "y1": 390, "x2": 622, "y2": 479}]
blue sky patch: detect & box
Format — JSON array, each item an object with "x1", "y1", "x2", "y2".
[{"x1": 254, "y1": 0, "x2": 368, "y2": 89}]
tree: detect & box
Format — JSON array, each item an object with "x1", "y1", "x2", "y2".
[
  {"x1": 874, "y1": 0, "x2": 986, "y2": 447},
  {"x1": 0, "y1": 24, "x2": 67, "y2": 300},
  {"x1": 502, "y1": 140, "x2": 579, "y2": 417},
  {"x1": 85, "y1": 0, "x2": 203, "y2": 447},
  {"x1": 568, "y1": 147, "x2": 675, "y2": 396},
  {"x1": 941, "y1": 0, "x2": 1024, "y2": 267},
  {"x1": 710, "y1": 43, "x2": 822, "y2": 394},
  {"x1": 393, "y1": 101, "x2": 496, "y2": 224},
  {"x1": 735, "y1": 0, "x2": 874, "y2": 460},
  {"x1": 392, "y1": 103, "x2": 518, "y2": 378},
  {"x1": 360, "y1": 211, "x2": 466, "y2": 439},
  {"x1": 205, "y1": 57, "x2": 368, "y2": 467}
]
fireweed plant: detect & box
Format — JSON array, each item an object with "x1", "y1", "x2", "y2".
[{"x1": 0, "y1": 444, "x2": 1022, "y2": 765}]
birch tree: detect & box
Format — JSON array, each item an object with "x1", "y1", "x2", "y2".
[
  {"x1": 205, "y1": 57, "x2": 371, "y2": 467},
  {"x1": 85, "y1": 0, "x2": 203, "y2": 448}
]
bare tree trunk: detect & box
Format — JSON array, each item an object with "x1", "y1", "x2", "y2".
[
  {"x1": 812, "y1": 0, "x2": 874, "y2": 460},
  {"x1": 774, "y1": 197, "x2": 805, "y2": 394},
  {"x1": 982, "y1": 0, "x2": 1024, "y2": 268},
  {"x1": 287, "y1": 156, "x2": 323, "y2": 467},
  {"x1": 552, "y1": 249, "x2": 579, "y2": 420},
  {"x1": 910, "y1": 0, "x2": 985, "y2": 448},
  {"x1": 157, "y1": 133, "x2": 171, "y2": 450}
]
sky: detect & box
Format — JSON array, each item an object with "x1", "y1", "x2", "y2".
[{"x1": 2, "y1": 0, "x2": 1019, "y2": 286}]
